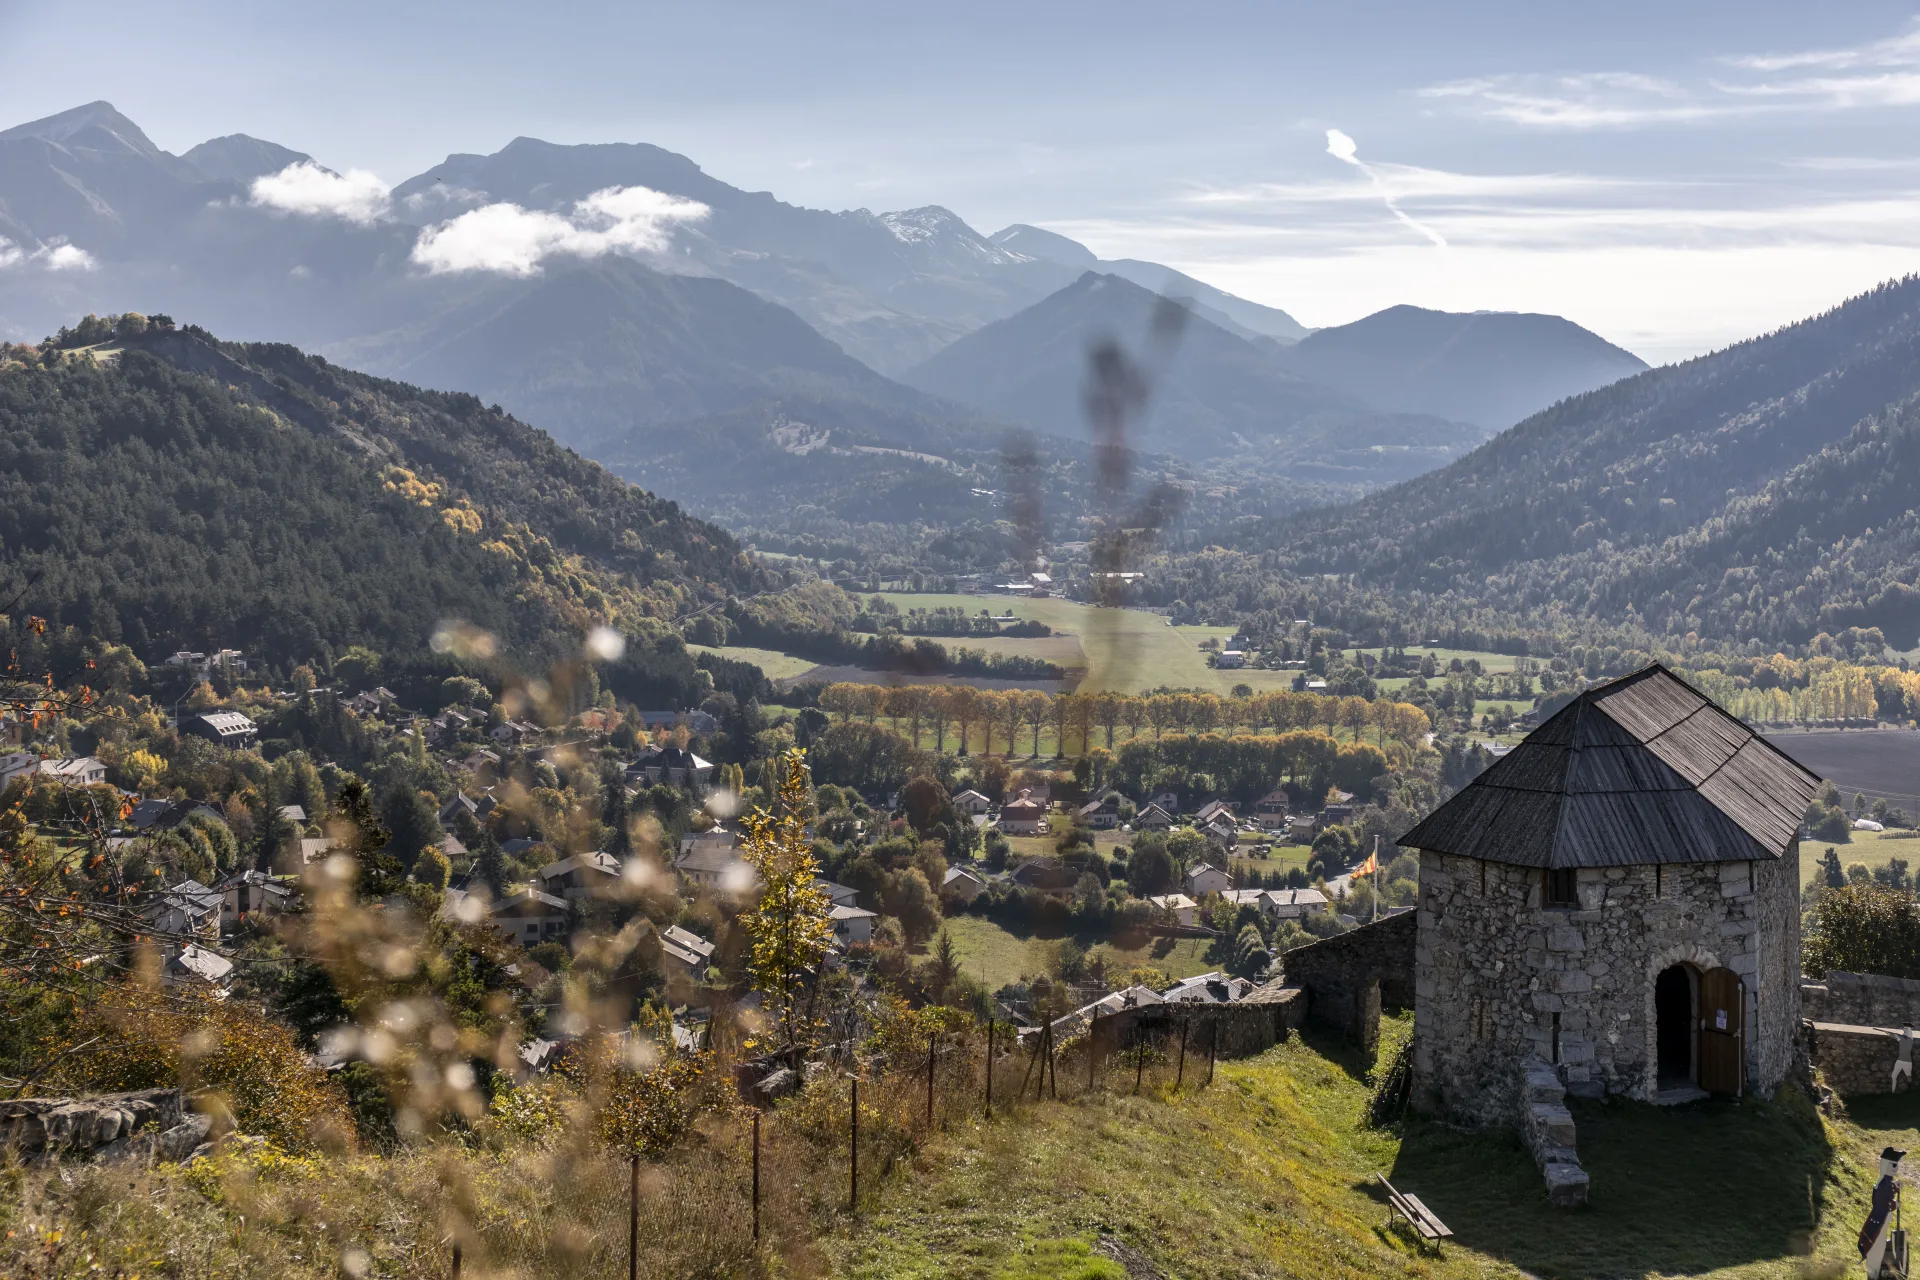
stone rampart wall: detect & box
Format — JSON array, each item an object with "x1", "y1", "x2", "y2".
[
  {"x1": 1802, "y1": 971, "x2": 1920, "y2": 1030},
  {"x1": 1281, "y1": 911, "x2": 1416, "y2": 1052},
  {"x1": 1807, "y1": 1022, "x2": 1915, "y2": 1096}
]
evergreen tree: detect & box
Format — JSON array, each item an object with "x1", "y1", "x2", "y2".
[{"x1": 334, "y1": 777, "x2": 400, "y2": 900}]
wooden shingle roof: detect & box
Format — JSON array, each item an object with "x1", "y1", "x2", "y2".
[{"x1": 1399, "y1": 664, "x2": 1821, "y2": 869}]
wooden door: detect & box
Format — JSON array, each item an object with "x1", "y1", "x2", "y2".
[{"x1": 1698, "y1": 967, "x2": 1744, "y2": 1094}]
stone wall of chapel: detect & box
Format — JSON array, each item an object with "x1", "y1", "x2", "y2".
[{"x1": 1412, "y1": 845, "x2": 1797, "y2": 1124}]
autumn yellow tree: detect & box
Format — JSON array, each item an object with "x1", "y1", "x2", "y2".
[{"x1": 739, "y1": 750, "x2": 835, "y2": 1057}]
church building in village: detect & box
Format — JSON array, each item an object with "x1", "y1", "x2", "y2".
[{"x1": 1400, "y1": 664, "x2": 1822, "y2": 1121}]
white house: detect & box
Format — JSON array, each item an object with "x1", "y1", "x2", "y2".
[
  {"x1": 1077, "y1": 792, "x2": 1126, "y2": 830},
  {"x1": 0, "y1": 751, "x2": 38, "y2": 791},
  {"x1": 830, "y1": 903, "x2": 878, "y2": 946},
  {"x1": 1147, "y1": 791, "x2": 1181, "y2": 815},
  {"x1": 1221, "y1": 886, "x2": 1328, "y2": 921},
  {"x1": 163, "y1": 944, "x2": 234, "y2": 991},
  {"x1": 1253, "y1": 788, "x2": 1290, "y2": 829},
  {"x1": 951, "y1": 789, "x2": 994, "y2": 816},
  {"x1": 1185, "y1": 863, "x2": 1232, "y2": 898},
  {"x1": 941, "y1": 865, "x2": 988, "y2": 904},
  {"x1": 676, "y1": 830, "x2": 759, "y2": 895},
  {"x1": 814, "y1": 879, "x2": 861, "y2": 909},
  {"x1": 39, "y1": 756, "x2": 107, "y2": 786},
  {"x1": 1145, "y1": 893, "x2": 1198, "y2": 927},
  {"x1": 1215, "y1": 650, "x2": 1246, "y2": 669},
  {"x1": 217, "y1": 869, "x2": 295, "y2": 924},
  {"x1": 149, "y1": 879, "x2": 223, "y2": 939}
]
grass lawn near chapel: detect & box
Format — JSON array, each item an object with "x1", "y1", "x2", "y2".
[
  {"x1": 937, "y1": 914, "x2": 1219, "y2": 992},
  {"x1": 820, "y1": 1013, "x2": 1884, "y2": 1279}
]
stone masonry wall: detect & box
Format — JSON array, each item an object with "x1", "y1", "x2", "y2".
[
  {"x1": 1412, "y1": 845, "x2": 1800, "y2": 1125},
  {"x1": 1802, "y1": 971, "x2": 1920, "y2": 1029},
  {"x1": 1806, "y1": 1022, "x2": 1913, "y2": 1096},
  {"x1": 1280, "y1": 911, "x2": 1416, "y2": 1052}
]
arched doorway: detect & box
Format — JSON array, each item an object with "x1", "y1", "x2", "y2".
[{"x1": 1655, "y1": 963, "x2": 1697, "y2": 1089}]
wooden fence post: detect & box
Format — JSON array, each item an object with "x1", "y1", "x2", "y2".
[
  {"x1": 451, "y1": 1242, "x2": 461, "y2": 1278},
  {"x1": 850, "y1": 1077, "x2": 859, "y2": 1215},
  {"x1": 1088, "y1": 1016, "x2": 1098, "y2": 1092},
  {"x1": 1134, "y1": 1030, "x2": 1145, "y2": 1095},
  {"x1": 1176, "y1": 1015, "x2": 1189, "y2": 1091},
  {"x1": 927, "y1": 1031, "x2": 936, "y2": 1127},
  {"x1": 1207, "y1": 1020, "x2": 1218, "y2": 1087},
  {"x1": 752, "y1": 1110, "x2": 761, "y2": 1244},
  {"x1": 985, "y1": 1020, "x2": 994, "y2": 1118}
]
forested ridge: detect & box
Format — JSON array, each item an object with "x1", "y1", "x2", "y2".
[
  {"x1": 1267, "y1": 276, "x2": 1920, "y2": 645},
  {"x1": 0, "y1": 319, "x2": 770, "y2": 664}
]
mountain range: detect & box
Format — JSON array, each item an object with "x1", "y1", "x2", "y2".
[
  {"x1": 1273, "y1": 276, "x2": 1920, "y2": 646},
  {"x1": 0, "y1": 99, "x2": 1651, "y2": 542}
]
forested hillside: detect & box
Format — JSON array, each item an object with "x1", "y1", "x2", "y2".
[
  {"x1": 1273, "y1": 277, "x2": 1920, "y2": 645},
  {"x1": 0, "y1": 316, "x2": 767, "y2": 664}
]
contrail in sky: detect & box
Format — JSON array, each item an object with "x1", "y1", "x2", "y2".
[{"x1": 1325, "y1": 128, "x2": 1448, "y2": 248}]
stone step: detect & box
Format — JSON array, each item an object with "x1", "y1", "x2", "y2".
[
  {"x1": 1527, "y1": 1101, "x2": 1577, "y2": 1148},
  {"x1": 1543, "y1": 1160, "x2": 1590, "y2": 1208},
  {"x1": 1535, "y1": 1143, "x2": 1581, "y2": 1169},
  {"x1": 1523, "y1": 1068, "x2": 1565, "y2": 1102}
]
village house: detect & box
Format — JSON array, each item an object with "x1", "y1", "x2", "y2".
[
  {"x1": 538, "y1": 851, "x2": 621, "y2": 901},
  {"x1": 997, "y1": 796, "x2": 1049, "y2": 835},
  {"x1": 490, "y1": 887, "x2": 571, "y2": 946},
  {"x1": 1215, "y1": 649, "x2": 1246, "y2": 669},
  {"x1": 0, "y1": 751, "x2": 38, "y2": 791},
  {"x1": 1162, "y1": 972, "x2": 1254, "y2": 1004},
  {"x1": 1253, "y1": 788, "x2": 1291, "y2": 828},
  {"x1": 141, "y1": 798, "x2": 225, "y2": 832},
  {"x1": 183, "y1": 711, "x2": 257, "y2": 749},
  {"x1": 951, "y1": 789, "x2": 994, "y2": 816},
  {"x1": 39, "y1": 756, "x2": 107, "y2": 786},
  {"x1": 217, "y1": 869, "x2": 296, "y2": 925},
  {"x1": 1224, "y1": 886, "x2": 1329, "y2": 921},
  {"x1": 490, "y1": 718, "x2": 541, "y2": 746},
  {"x1": 626, "y1": 745, "x2": 714, "y2": 792},
  {"x1": 439, "y1": 792, "x2": 497, "y2": 826},
  {"x1": 814, "y1": 879, "x2": 860, "y2": 909},
  {"x1": 1133, "y1": 803, "x2": 1176, "y2": 831},
  {"x1": 1009, "y1": 859, "x2": 1079, "y2": 898},
  {"x1": 1146, "y1": 791, "x2": 1180, "y2": 815},
  {"x1": 660, "y1": 924, "x2": 717, "y2": 979},
  {"x1": 163, "y1": 944, "x2": 235, "y2": 991},
  {"x1": 1146, "y1": 892, "x2": 1198, "y2": 927},
  {"x1": 149, "y1": 879, "x2": 223, "y2": 939},
  {"x1": 460, "y1": 749, "x2": 502, "y2": 780},
  {"x1": 1185, "y1": 863, "x2": 1232, "y2": 898},
  {"x1": 830, "y1": 903, "x2": 878, "y2": 946},
  {"x1": 1076, "y1": 792, "x2": 1126, "y2": 830},
  {"x1": 942, "y1": 865, "x2": 988, "y2": 904},
  {"x1": 676, "y1": 830, "x2": 757, "y2": 895},
  {"x1": 1288, "y1": 815, "x2": 1319, "y2": 844},
  {"x1": 1401, "y1": 664, "x2": 1819, "y2": 1125}
]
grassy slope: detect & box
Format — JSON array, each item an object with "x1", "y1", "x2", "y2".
[
  {"x1": 686, "y1": 642, "x2": 821, "y2": 680},
  {"x1": 823, "y1": 1017, "x2": 1876, "y2": 1279},
  {"x1": 1801, "y1": 828, "x2": 1920, "y2": 887}
]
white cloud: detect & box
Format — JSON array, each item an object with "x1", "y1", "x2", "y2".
[
  {"x1": 250, "y1": 161, "x2": 391, "y2": 225},
  {"x1": 39, "y1": 243, "x2": 95, "y2": 271},
  {"x1": 0, "y1": 237, "x2": 21, "y2": 269},
  {"x1": 1725, "y1": 22, "x2": 1920, "y2": 73},
  {"x1": 410, "y1": 185, "x2": 708, "y2": 276},
  {"x1": 1419, "y1": 73, "x2": 1750, "y2": 129}
]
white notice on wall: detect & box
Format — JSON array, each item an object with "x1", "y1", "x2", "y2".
[{"x1": 1715, "y1": 1009, "x2": 1727, "y2": 1031}]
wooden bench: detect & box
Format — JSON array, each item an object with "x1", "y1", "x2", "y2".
[{"x1": 1377, "y1": 1175, "x2": 1453, "y2": 1250}]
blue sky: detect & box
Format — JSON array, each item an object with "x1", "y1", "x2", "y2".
[{"x1": 6, "y1": 1, "x2": 1920, "y2": 360}]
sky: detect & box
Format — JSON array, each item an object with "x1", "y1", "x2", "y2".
[{"x1": 5, "y1": 1, "x2": 1920, "y2": 362}]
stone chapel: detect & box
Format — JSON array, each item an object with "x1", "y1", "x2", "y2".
[{"x1": 1400, "y1": 664, "x2": 1821, "y2": 1122}]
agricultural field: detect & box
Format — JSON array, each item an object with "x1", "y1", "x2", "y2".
[
  {"x1": 686, "y1": 643, "x2": 821, "y2": 681},
  {"x1": 938, "y1": 914, "x2": 1218, "y2": 991},
  {"x1": 1800, "y1": 827, "x2": 1920, "y2": 888}
]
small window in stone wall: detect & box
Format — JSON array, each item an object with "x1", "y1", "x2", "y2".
[{"x1": 1544, "y1": 867, "x2": 1579, "y2": 909}]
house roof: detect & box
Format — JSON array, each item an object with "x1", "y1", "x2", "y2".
[
  {"x1": 539, "y1": 851, "x2": 620, "y2": 880},
  {"x1": 662, "y1": 924, "x2": 716, "y2": 958},
  {"x1": 1146, "y1": 893, "x2": 1197, "y2": 911},
  {"x1": 196, "y1": 711, "x2": 256, "y2": 734},
  {"x1": 943, "y1": 866, "x2": 986, "y2": 886},
  {"x1": 167, "y1": 944, "x2": 234, "y2": 985},
  {"x1": 829, "y1": 904, "x2": 878, "y2": 921},
  {"x1": 952, "y1": 789, "x2": 992, "y2": 805},
  {"x1": 1185, "y1": 862, "x2": 1223, "y2": 881},
  {"x1": 1399, "y1": 664, "x2": 1822, "y2": 869},
  {"x1": 676, "y1": 844, "x2": 746, "y2": 875},
  {"x1": 1000, "y1": 799, "x2": 1046, "y2": 818}
]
